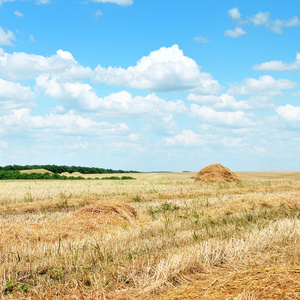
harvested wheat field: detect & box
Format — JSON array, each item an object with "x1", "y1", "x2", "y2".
[{"x1": 0, "y1": 171, "x2": 300, "y2": 299}]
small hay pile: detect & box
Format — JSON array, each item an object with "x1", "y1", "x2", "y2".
[
  {"x1": 195, "y1": 163, "x2": 240, "y2": 182},
  {"x1": 20, "y1": 169, "x2": 53, "y2": 174},
  {"x1": 60, "y1": 172, "x2": 71, "y2": 176},
  {"x1": 68, "y1": 200, "x2": 138, "y2": 231},
  {"x1": 71, "y1": 172, "x2": 83, "y2": 176}
]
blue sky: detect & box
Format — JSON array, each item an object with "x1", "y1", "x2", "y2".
[{"x1": 0, "y1": 0, "x2": 300, "y2": 171}]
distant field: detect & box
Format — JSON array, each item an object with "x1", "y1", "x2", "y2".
[
  {"x1": 237, "y1": 170, "x2": 300, "y2": 180},
  {"x1": 0, "y1": 172, "x2": 299, "y2": 299}
]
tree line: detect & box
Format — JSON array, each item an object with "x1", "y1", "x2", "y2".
[
  {"x1": 0, "y1": 170, "x2": 85, "y2": 180},
  {"x1": 0, "y1": 170, "x2": 137, "y2": 181},
  {"x1": 0, "y1": 165, "x2": 139, "y2": 174}
]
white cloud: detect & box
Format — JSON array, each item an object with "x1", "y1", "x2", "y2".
[
  {"x1": 0, "y1": 0, "x2": 14, "y2": 5},
  {"x1": 90, "y1": 0, "x2": 133, "y2": 6},
  {"x1": 228, "y1": 75, "x2": 297, "y2": 96},
  {"x1": 251, "y1": 12, "x2": 270, "y2": 26},
  {"x1": 165, "y1": 130, "x2": 204, "y2": 147},
  {"x1": 250, "y1": 12, "x2": 300, "y2": 34},
  {"x1": 14, "y1": 10, "x2": 23, "y2": 17},
  {"x1": 29, "y1": 34, "x2": 35, "y2": 43},
  {"x1": 224, "y1": 27, "x2": 246, "y2": 38},
  {"x1": 36, "y1": 0, "x2": 51, "y2": 4},
  {"x1": 253, "y1": 52, "x2": 300, "y2": 71},
  {"x1": 0, "y1": 27, "x2": 15, "y2": 45},
  {"x1": 0, "y1": 79, "x2": 35, "y2": 113},
  {"x1": 193, "y1": 36, "x2": 209, "y2": 43},
  {"x1": 36, "y1": 75, "x2": 187, "y2": 115},
  {"x1": 227, "y1": 8, "x2": 300, "y2": 36},
  {"x1": 0, "y1": 109, "x2": 129, "y2": 137},
  {"x1": 128, "y1": 133, "x2": 143, "y2": 142},
  {"x1": 95, "y1": 9, "x2": 103, "y2": 19},
  {"x1": 36, "y1": 74, "x2": 186, "y2": 135},
  {"x1": 187, "y1": 94, "x2": 219, "y2": 105},
  {"x1": 213, "y1": 94, "x2": 250, "y2": 111},
  {"x1": 94, "y1": 45, "x2": 220, "y2": 93},
  {"x1": 56, "y1": 49, "x2": 74, "y2": 61},
  {"x1": 36, "y1": 76, "x2": 99, "y2": 109},
  {"x1": 190, "y1": 104, "x2": 252, "y2": 127},
  {"x1": 292, "y1": 90, "x2": 300, "y2": 97},
  {"x1": 253, "y1": 146, "x2": 268, "y2": 154},
  {"x1": 0, "y1": 140, "x2": 8, "y2": 148},
  {"x1": 188, "y1": 93, "x2": 250, "y2": 111},
  {"x1": 228, "y1": 8, "x2": 241, "y2": 21},
  {"x1": 276, "y1": 104, "x2": 300, "y2": 127},
  {"x1": 0, "y1": 49, "x2": 93, "y2": 81},
  {"x1": 221, "y1": 137, "x2": 247, "y2": 148}
]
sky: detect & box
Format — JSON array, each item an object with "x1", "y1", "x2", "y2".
[{"x1": 0, "y1": 0, "x2": 300, "y2": 172}]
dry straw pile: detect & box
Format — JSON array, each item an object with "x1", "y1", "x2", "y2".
[
  {"x1": 155, "y1": 266, "x2": 300, "y2": 300},
  {"x1": 19, "y1": 169, "x2": 53, "y2": 174},
  {"x1": 195, "y1": 163, "x2": 240, "y2": 182},
  {"x1": 71, "y1": 172, "x2": 83, "y2": 176},
  {"x1": 60, "y1": 172, "x2": 71, "y2": 176},
  {"x1": 69, "y1": 200, "x2": 138, "y2": 230}
]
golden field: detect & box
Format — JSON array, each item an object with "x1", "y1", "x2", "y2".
[{"x1": 0, "y1": 171, "x2": 299, "y2": 299}]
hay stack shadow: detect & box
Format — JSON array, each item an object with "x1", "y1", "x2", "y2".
[{"x1": 195, "y1": 163, "x2": 240, "y2": 182}]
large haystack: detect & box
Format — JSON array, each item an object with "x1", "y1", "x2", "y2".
[
  {"x1": 68, "y1": 200, "x2": 138, "y2": 231},
  {"x1": 195, "y1": 163, "x2": 240, "y2": 182}
]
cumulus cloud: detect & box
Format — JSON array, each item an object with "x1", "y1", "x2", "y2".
[
  {"x1": 224, "y1": 27, "x2": 246, "y2": 38},
  {"x1": 228, "y1": 8, "x2": 241, "y2": 21},
  {"x1": 276, "y1": 104, "x2": 300, "y2": 127},
  {"x1": 253, "y1": 52, "x2": 300, "y2": 71},
  {"x1": 36, "y1": 75, "x2": 99, "y2": 110},
  {"x1": 36, "y1": 75, "x2": 187, "y2": 115},
  {"x1": 0, "y1": 79, "x2": 35, "y2": 113},
  {"x1": 0, "y1": 27, "x2": 15, "y2": 46},
  {"x1": 0, "y1": 47, "x2": 219, "y2": 97},
  {"x1": 190, "y1": 104, "x2": 252, "y2": 127},
  {"x1": 0, "y1": 49, "x2": 93, "y2": 81},
  {"x1": 89, "y1": 0, "x2": 133, "y2": 6},
  {"x1": 228, "y1": 75, "x2": 297, "y2": 96},
  {"x1": 94, "y1": 45, "x2": 221, "y2": 94},
  {"x1": 165, "y1": 130, "x2": 204, "y2": 147}
]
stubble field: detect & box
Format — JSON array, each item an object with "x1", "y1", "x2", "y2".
[{"x1": 0, "y1": 171, "x2": 299, "y2": 299}]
